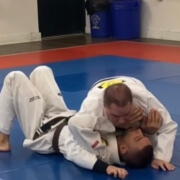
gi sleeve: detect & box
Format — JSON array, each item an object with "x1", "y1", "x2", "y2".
[
  {"x1": 93, "y1": 160, "x2": 109, "y2": 173},
  {"x1": 147, "y1": 91, "x2": 177, "y2": 162},
  {"x1": 63, "y1": 127, "x2": 110, "y2": 173},
  {"x1": 68, "y1": 113, "x2": 114, "y2": 159}
]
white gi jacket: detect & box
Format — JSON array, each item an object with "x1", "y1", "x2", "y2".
[{"x1": 69, "y1": 76, "x2": 178, "y2": 162}]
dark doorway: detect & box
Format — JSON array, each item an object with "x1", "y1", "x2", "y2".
[{"x1": 37, "y1": 0, "x2": 85, "y2": 37}]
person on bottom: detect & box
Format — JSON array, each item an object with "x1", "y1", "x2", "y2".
[{"x1": 0, "y1": 66, "x2": 153, "y2": 179}]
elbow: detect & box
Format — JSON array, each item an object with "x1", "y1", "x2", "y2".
[{"x1": 161, "y1": 119, "x2": 178, "y2": 134}]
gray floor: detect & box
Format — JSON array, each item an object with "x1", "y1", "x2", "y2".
[{"x1": 0, "y1": 33, "x2": 180, "y2": 56}]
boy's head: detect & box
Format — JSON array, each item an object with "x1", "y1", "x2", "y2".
[{"x1": 117, "y1": 128, "x2": 153, "y2": 168}]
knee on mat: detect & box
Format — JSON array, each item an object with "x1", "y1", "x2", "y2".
[
  {"x1": 5, "y1": 71, "x2": 27, "y2": 83},
  {"x1": 30, "y1": 66, "x2": 52, "y2": 79}
]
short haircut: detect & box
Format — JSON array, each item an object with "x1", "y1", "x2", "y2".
[
  {"x1": 103, "y1": 83, "x2": 133, "y2": 107},
  {"x1": 122, "y1": 145, "x2": 153, "y2": 168}
]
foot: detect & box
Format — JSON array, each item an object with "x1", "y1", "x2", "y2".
[{"x1": 0, "y1": 133, "x2": 11, "y2": 151}]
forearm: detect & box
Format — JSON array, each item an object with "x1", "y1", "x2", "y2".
[
  {"x1": 64, "y1": 138, "x2": 99, "y2": 170},
  {"x1": 146, "y1": 92, "x2": 178, "y2": 162},
  {"x1": 94, "y1": 160, "x2": 128, "y2": 179},
  {"x1": 64, "y1": 127, "x2": 112, "y2": 170},
  {"x1": 65, "y1": 146, "x2": 111, "y2": 172},
  {"x1": 152, "y1": 120, "x2": 177, "y2": 162}
]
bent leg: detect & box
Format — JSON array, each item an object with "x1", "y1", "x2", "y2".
[
  {"x1": 30, "y1": 66, "x2": 70, "y2": 119},
  {"x1": 0, "y1": 71, "x2": 45, "y2": 141}
]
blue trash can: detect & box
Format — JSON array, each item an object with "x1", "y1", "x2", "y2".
[
  {"x1": 90, "y1": 11, "x2": 112, "y2": 37},
  {"x1": 111, "y1": 0, "x2": 141, "y2": 39}
]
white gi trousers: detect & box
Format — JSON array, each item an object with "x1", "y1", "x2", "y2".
[{"x1": 0, "y1": 66, "x2": 76, "y2": 153}]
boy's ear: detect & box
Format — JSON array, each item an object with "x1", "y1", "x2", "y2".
[{"x1": 119, "y1": 144, "x2": 128, "y2": 155}]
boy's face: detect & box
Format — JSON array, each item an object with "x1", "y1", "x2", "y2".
[{"x1": 120, "y1": 128, "x2": 152, "y2": 152}]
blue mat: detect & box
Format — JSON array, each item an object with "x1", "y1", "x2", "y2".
[{"x1": 0, "y1": 55, "x2": 180, "y2": 180}]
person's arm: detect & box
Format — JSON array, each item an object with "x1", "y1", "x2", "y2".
[
  {"x1": 63, "y1": 127, "x2": 128, "y2": 178},
  {"x1": 64, "y1": 125, "x2": 112, "y2": 169},
  {"x1": 146, "y1": 91, "x2": 177, "y2": 170},
  {"x1": 94, "y1": 161, "x2": 128, "y2": 179},
  {"x1": 94, "y1": 160, "x2": 128, "y2": 179}
]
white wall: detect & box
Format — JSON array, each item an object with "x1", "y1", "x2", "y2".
[
  {"x1": 0, "y1": 0, "x2": 41, "y2": 45},
  {"x1": 141, "y1": 0, "x2": 180, "y2": 40},
  {"x1": 85, "y1": 0, "x2": 180, "y2": 41},
  {"x1": 85, "y1": 10, "x2": 91, "y2": 34},
  {"x1": 0, "y1": 0, "x2": 180, "y2": 45}
]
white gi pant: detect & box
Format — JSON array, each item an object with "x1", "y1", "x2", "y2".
[{"x1": 0, "y1": 66, "x2": 76, "y2": 153}]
